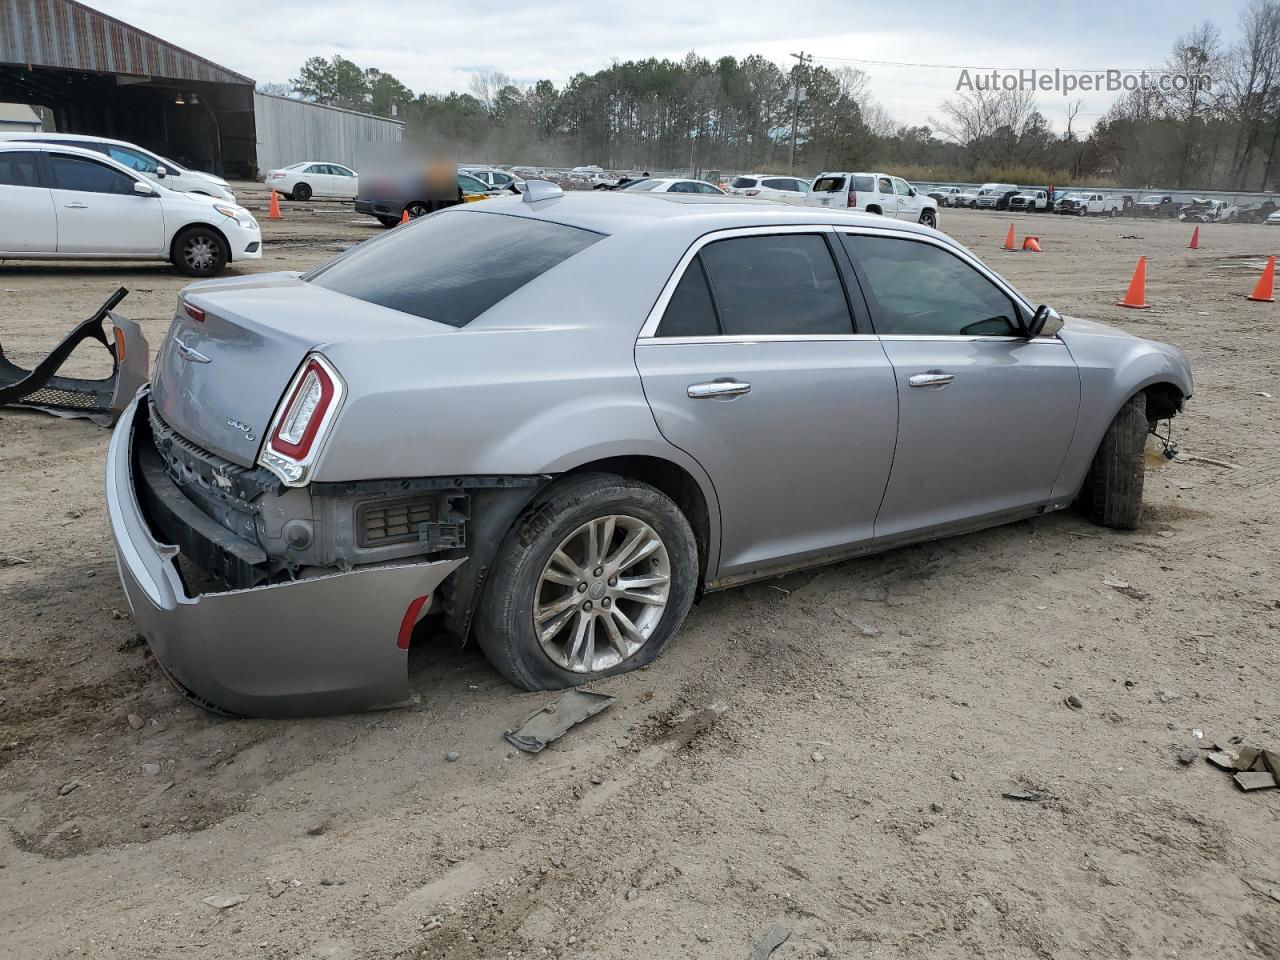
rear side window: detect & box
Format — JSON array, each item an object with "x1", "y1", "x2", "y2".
[
  {"x1": 813, "y1": 176, "x2": 845, "y2": 193},
  {"x1": 656, "y1": 258, "x2": 719, "y2": 337},
  {"x1": 762, "y1": 178, "x2": 793, "y2": 190},
  {"x1": 305, "y1": 211, "x2": 602, "y2": 327},
  {"x1": 699, "y1": 234, "x2": 853, "y2": 336},
  {"x1": 48, "y1": 155, "x2": 136, "y2": 195},
  {"x1": 851, "y1": 175, "x2": 875, "y2": 192},
  {"x1": 622, "y1": 179, "x2": 660, "y2": 191},
  {"x1": 0, "y1": 151, "x2": 38, "y2": 187},
  {"x1": 730, "y1": 177, "x2": 758, "y2": 188}
]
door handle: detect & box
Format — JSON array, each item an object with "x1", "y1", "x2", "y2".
[
  {"x1": 908, "y1": 372, "x2": 955, "y2": 388},
  {"x1": 688, "y1": 379, "x2": 751, "y2": 399},
  {"x1": 63, "y1": 202, "x2": 89, "y2": 209}
]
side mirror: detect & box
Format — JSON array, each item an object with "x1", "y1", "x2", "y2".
[
  {"x1": 909, "y1": 187, "x2": 917, "y2": 197},
  {"x1": 155, "y1": 166, "x2": 167, "y2": 178},
  {"x1": 133, "y1": 180, "x2": 156, "y2": 196},
  {"x1": 1025, "y1": 304, "x2": 1063, "y2": 339}
]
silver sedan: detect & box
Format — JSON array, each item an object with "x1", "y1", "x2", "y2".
[{"x1": 106, "y1": 185, "x2": 1193, "y2": 716}]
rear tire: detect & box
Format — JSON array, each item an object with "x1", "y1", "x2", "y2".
[
  {"x1": 293, "y1": 182, "x2": 312, "y2": 201},
  {"x1": 406, "y1": 201, "x2": 431, "y2": 218},
  {"x1": 1082, "y1": 392, "x2": 1148, "y2": 530},
  {"x1": 474, "y1": 473, "x2": 698, "y2": 691},
  {"x1": 171, "y1": 226, "x2": 228, "y2": 277}
]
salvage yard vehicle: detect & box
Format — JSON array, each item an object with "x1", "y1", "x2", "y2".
[
  {"x1": 0, "y1": 131, "x2": 237, "y2": 202},
  {"x1": 1074, "y1": 193, "x2": 1124, "y2": 217},
  {"x1": 927, "y1": 186, "x2": 964, "y2": 207},
  {"x1": 975, "y1": 184, "x2": 1020, "y2": 209},
  {"x1": 1179, "y1": 198, "x2": 1237, "y2": 223},
  {"x1": 355, "y1": 170, "x2": 492, "y2": 227},
  {"x1": 622, "y1": 177, "x2": 726, "y2": 195},
  {"x1": 725, "y1": 174, "x2": 809, "y2": 203},
  {"x1": 266, "y1": 161, "x2": 358, "y2": 200},
  {"x1": 0, "y1": 143, "x2": 261, "y2": 277},
  {"x1": 105, "y1": 187, "x2": 1192, "y2": 717},
  {"x1": 805, "y1": 171, "x2": 938, "y2": 227},
  {"x1": 1007, "y1": 189, "x2": 1049, "y2": 212},
  {"x1": 1133, "y1": 194, "x2": 1179, "y2": 217}
]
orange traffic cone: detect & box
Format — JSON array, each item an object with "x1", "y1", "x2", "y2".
[
  {"x1": 1022, "y1": 236, "x2": 1041, "y2": 252},
  {"x1": 1188, "y1": 226, "x2": 1200, "y2": 250},
  {"x1": 1002, "y1": 223, "x2": 1016, "y2": 251},
  {"x1": 1116, "y1": 256, "x2": 1151, "y2": 309},
  {"x1": 1247, "y1": 255, "x2": 1276, "y2": 302},
  {"x1": 268, "y1": 190, "x2": 281, "y2": 220},
  {"x1": 400, "y1": 208, "x2": 410, "y2": 225}
]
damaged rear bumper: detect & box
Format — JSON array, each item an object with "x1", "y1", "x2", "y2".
[{"x1": 106, "y1": 390, "x2": 464, "y2": 717}]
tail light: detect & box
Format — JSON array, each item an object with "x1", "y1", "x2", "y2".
[
  {"x1": 745, "y1": 189, "x2": 760, "y2": 197},
  {"x1": 181, "y1": 299, "x2": 205, "y2": 323},
  {"x1": 270, "y1": 172, "x2": 285, "y2": 179},
  {"x1": 258, "y1": 354, "x2": 345, "y2": 486},
  {"x1": 847, "y1": 190, "x2": 857, "y2": 208}
]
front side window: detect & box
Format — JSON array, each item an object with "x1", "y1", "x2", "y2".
[
  {"x1": 107, "y1": 145, "x2": 159, "y2": 174},
  {"x1": 893, "y1": 178, "x2": 912, "y2": 196},
  {"x1": 48, "y1": 155, "x2": 137, "y2": 195},
  {"x1": 458, "y1": 173, "x2": 487, "y2": 193},
  {"x1": 305, "y1": 210, "x2": 602, "y2": 327},
  {"x1": 698, "y1": 234, "x2": 854, "y2": 337},
  {"x1": 0, "y1": 151, "x2": 38, "y2": 187},
  {"x1": 841, "y1": 234, "x2": 1020, "y2": 337}
]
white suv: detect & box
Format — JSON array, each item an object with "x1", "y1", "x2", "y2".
[
  {"x1": 805, "y1": 171, "x2": 938, "y2": 228},
  {"x1": 0, "y1": 143, "x2": 261, "y2": 276},
  {"x1": 0, "y1": 132, "x2": 236, "y2": 201},
  {"x1": 725, "y1": 174, "x2": 810, "y2": 203}
]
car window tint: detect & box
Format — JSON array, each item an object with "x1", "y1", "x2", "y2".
[
  {"x1": 841, "y1": 234, "x2": 1020, "y2": 337},
  {"x1": 458, "y1": 173, "x2": 486, "y2": 192},
  {"x1": 699, "y1": 234, "x2": 853, "y2": 336},
  {"x1": 49, "y1": 155, "x2": 136, "y2": 195},
  {"x1": 762, "y1": 178, "x2": 790, "y2": 190},
  {"x1": 877, "y1": 177, "x2": 892, "y2": 193},
  {"x1": 730, "y1": 177, "x2": 757, "y2": 188},
  {"x1": 305, "y1": 210, "x2": 602, "y2": 327},
  {"x1": 695, "y1": 182, "x2": 721, "y2": 194},
  {"x1": 0, "y1": 151, "x2": 38, "y2": 187},
  {"x1": 107, "y1": 146, "x2": 158, "y2": 174},
  {"x1": 812, "y1": 175, "x2": 845, "y2": 192},
  {"x1": 893, "y1": 178, "x2": 911, "y2": 196},
  {"x1": 851, "y1": 175, "x2": 876, "y2": 192},
  {"x1": 656, "y1": 257, "x2": 719, "y2": 337}
]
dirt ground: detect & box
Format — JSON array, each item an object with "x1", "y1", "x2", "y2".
[{"x1": 1, "y1": 189, "x2": 1278, "y2": 960}]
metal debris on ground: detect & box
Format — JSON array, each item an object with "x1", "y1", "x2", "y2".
[
  {"x1": 1102, "y1": 577, "x2": 1151, "y2": 601},
  {"x1": 751, "y1": 924, "x2": 791, "y2": 960},
  {"x1": 1002, "y1": 789, "x2": 1052, "y2": 802},
  {"x1": 1203, "y1": 739, "x2": 1279, "y2": 791},
  {"x1": 504, "y1": 688, "x2": 617, "y2": 753},
  {"x1": 200, "y1": 894, "x2": 248, "y2": 910}
]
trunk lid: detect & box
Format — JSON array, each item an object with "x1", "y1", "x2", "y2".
[{"x1": 150, "y1": 272, "x2": 447, "y2": 466}]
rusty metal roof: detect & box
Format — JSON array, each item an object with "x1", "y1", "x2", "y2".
[{"x1": 0, "y1": 0, "x2": 254, "y2": 85}]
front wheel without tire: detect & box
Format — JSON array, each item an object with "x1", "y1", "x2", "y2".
[
  {"x1": 474, "y1": 473, "x2": 698, "y2": 691},
  {"x1": 1082, "y1": 392, "x2": 1149, "y2": 529}
]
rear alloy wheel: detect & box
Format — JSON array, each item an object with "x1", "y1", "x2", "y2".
[
  {"x1": 292, "y1": 182, "x2": 312, "y2": 201},
  {"x1": 475, "y1": 474, "x2": 698, "y2": 690},
  {"x1": 919, "y1": 209, "x2": 937, "y2": 229},
  {"x1": 172, "y1": 227, "x2": 228, "y2": 277}
]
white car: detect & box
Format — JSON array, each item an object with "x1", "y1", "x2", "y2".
[
  {"x1": 805, "y1": 171, "x2": 938, "y2": 228},
  {"x1": 620, "y1": 177, "x2": 726, "y2": 195},
  {"x1": 0, "y1": 131, "x2": 236, "y2": 202},
  {"x1": 725, "y1": 174, "x2": 810, "y2": 203},
  {"x1": 461, "y1": 167, "x2": 525, "y2": 191},
  {"x1": 266, "y1": 162, "x2": 358, "y2": 200},
  {"x1": 0, "y1": 143, "x2": 261, "y2": 276}
]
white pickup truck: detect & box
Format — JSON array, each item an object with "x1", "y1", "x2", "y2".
[
  {"x1": 1007, "y1": 189, "x2": 1050, "y2": 212},
  {"x1": 1073, "y1": 192, "x2": 1123, "y2": 217}
]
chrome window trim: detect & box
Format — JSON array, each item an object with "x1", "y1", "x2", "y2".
[
  {"x1": 638, "y1": 223, "x2": 843, "y2": 340},
  {"x1": 639, "y1": 333, "x2": 880, "y2": 346}
]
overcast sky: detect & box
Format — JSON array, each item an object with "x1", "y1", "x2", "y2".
[{"x1": 95, "y1": 0, "x2": 1252, "y2": 133}]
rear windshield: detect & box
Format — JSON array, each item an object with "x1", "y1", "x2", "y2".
[
  {"x1": 305, "y1": 210, "x2": 602, "y2": 327},
  {"x1": 812, "y1": 176, "x2": 845, "y2": 193},
  {"x1": 731, "y1": 177, "x2": 758, "y2": 188}
]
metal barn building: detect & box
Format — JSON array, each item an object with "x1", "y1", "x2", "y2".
[{"x1": 0, "y1": 0, "x2": 403, "y2": 177}]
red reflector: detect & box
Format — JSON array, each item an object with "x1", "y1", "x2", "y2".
[
  {"x1": 397, "y1": 595, "x2": 430, "y2": 649},
  {"x1": 183, "y1": 301, "x2": 205, "y2": 323},
  {"x1": 847, "y1": 191, "x2": 856, "y2": 208}
]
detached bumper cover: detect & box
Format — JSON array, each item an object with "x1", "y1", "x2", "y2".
[
  {"x1": 0, "y1": 287, "x2": 149, "y2": 426},
  {"x1": 106, "y1": 390, "x2": 464, "y2": 717}
]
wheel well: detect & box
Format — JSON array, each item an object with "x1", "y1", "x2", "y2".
[
  {"x1": 866, "y1": 204, "x2": 882, "y2": 215},
  {"x1": 563, "y1": 456, "x2": 712, "y2": 583},
  {"x1": 169, "y1": 223, "x2": 230, "y2": 263},
  {"x1": 1143, "y1": 382, "x2": 1184, "y2": 422}
]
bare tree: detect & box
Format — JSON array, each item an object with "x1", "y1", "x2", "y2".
[
  {"x1": 468, "y1": 70, "x2": 515, "y2": 112},
  {"x1": 930, "y1": 85, "x2": 1037, "y2": 164},
  {"x1": 1225, "y1": 0, "x2": 1280, "y2": 187}
]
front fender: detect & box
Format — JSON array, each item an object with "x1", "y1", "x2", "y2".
[{"x1": 1050, "y1": 319, "x2": 1193, "y2": 502}]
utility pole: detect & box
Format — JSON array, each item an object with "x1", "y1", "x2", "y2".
[{"x1": 789, "y1": 51, "x2": 812, "y2": 173}]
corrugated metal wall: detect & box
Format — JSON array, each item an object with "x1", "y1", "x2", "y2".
[
  {"x1": 0, "y1": 0, "x2": 254, "y2": 85},
  {"x1": 254, "y1": 93, "x2": 404, "y2": 173}
]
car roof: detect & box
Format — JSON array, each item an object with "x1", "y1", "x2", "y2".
[
  {"x1": 455, "y1": 191, "x2": 944, "y2": 241},
  {"x1": 0, "y1": 131, "x2": 137, "y2": 149}
]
